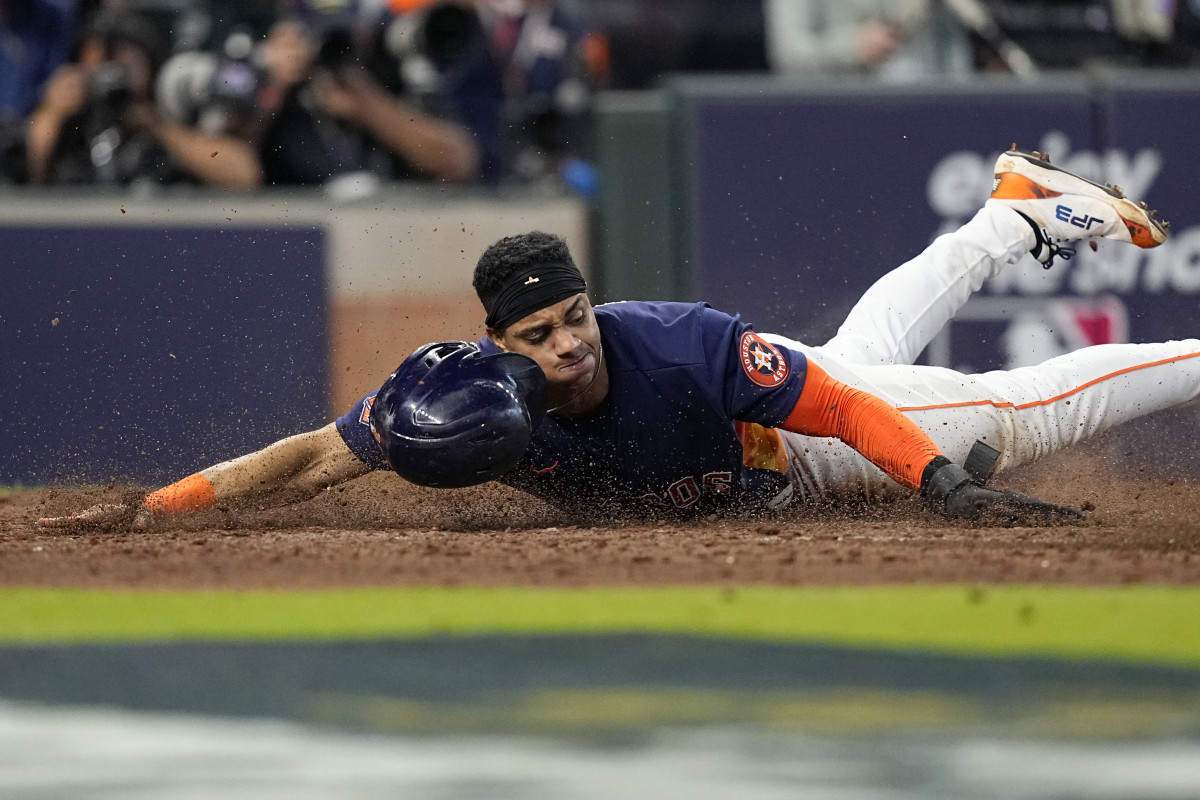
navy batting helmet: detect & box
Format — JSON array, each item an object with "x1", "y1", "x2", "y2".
[{"x1": 370, "y1": 341, "x2": 547, "y2": 488}]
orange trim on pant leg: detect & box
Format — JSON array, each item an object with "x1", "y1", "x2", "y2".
[
  {"x1": 897, "y1": 351, "x2": 1200, "y2": 414},
  {"x1": 143, "y1": 473, "x2": 217, "y2": 516}
]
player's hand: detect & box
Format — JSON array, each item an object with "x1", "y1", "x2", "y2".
[
  {"x1": 922, "y1": 461, "x2": 1084, "y2": 522},
  {"x1": 36, "y1": 503, "x2": 156, "y2": 530}
]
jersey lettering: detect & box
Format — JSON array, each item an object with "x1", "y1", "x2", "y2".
[
  {"x1": 643, "y1": 471, "x2": 737, "y2": 509},
  {"x1": 703, "y1": 471, "x2": 733, "y2": 494},
  {"x1": 667, "y1": 476, "x2": 701, "y2": 508}
]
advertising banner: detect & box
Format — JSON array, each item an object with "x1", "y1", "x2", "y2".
[
  {"x1": 685, "y1": 83, "x2": 1200, "y2": 373},
  {"x1": 0, "y1": 226, "x2": 327, "y2": 485}
]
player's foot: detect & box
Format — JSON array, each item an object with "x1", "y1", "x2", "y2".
[{"x1": 989, "y1": 145, "x2": 1169, "y2": 267}]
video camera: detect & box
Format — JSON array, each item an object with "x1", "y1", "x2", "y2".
[
  {"x1": 156, "y1": 28, "x2": 259, "y2": 130},
  {"x1": 85, "y1": 61, "x2": 135, "y2": 127},
  {"x1": 408, "y1": 2, "x2": 487, "y2": 74},
  {"x1": 312, "y1": 1, "x2": 488, "y2": 92}
]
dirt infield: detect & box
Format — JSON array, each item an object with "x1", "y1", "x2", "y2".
[{"x1": 3, "y1": 445, "x2": 1199, "y2": 591}]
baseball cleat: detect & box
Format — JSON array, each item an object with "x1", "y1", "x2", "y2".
[{"x1": 989, "y1": 144, "x2": 1170, "y2": 267}]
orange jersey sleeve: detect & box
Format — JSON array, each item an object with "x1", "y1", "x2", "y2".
[{"x1": 780, "y1": 361, "x2": 942, "y2": 491}]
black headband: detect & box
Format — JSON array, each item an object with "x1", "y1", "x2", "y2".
[{"x1": 482, "y1": 263, "x2": 587, "y2": 330}]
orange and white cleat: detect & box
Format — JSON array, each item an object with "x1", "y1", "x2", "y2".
[{"x1": 989, "y1": 145, "x2": 1169, "y2": 267}]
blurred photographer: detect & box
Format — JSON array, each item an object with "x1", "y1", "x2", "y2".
[
  {"x1": 27, "y1": 10, "x2": 261, "y2": 189},
  {"x1": 253, "y1": 4, "x2": 485, "y2": 187},
  {"x1": 764, "y1": 0, "x2": 973, "y2": 80},
  {"x1": 477, "y1": 0, "x2": 605, "y2": 187}
]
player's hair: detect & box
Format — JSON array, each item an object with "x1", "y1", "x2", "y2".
[{"x1": 472, "y1": 231, "x2": 579, "y2": 311}]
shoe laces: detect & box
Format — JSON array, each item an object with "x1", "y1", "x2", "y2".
[
  {"x1": 1043, "y1": 242, "x2": 1075, "y2": 269},
  {"x1": 1039, "y1": 227, "x2": 1076, "y2": 269}
]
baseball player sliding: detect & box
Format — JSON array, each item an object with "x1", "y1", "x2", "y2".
[{"x1": 40, "y1": 146, "x2": 1182, "y2": 527}]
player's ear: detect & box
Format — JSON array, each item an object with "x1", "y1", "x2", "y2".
[{"x1": 485, "y1": 326, "x2": 508, "y2": 351}]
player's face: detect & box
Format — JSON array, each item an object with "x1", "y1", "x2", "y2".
[{"x1": 490, "y1": 293, "x2": 607, "y2": 416}]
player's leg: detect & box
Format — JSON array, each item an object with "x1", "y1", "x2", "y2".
[
  {"x1": 815, "y1": 147, "x2": 1170, "y2": 368},
  {"x1": 781, "y1": 338, "x2": 1200, "y2": 499},
  {"x1": 817, "y1": 202, "x2": 1032, "y2": 368}
]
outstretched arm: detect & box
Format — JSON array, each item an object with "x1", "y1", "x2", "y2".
[{"x1": 37, "y1": 422, "x2": 371, "y2": 528}]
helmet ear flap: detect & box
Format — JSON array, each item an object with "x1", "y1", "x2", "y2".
[{"x1": 491, "y1": 351, "x2": 548, "y2": 430}]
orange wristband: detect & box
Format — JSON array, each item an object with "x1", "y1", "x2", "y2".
[{"x1": 143, "y1": 473, "x2": 217, "y2": 516}]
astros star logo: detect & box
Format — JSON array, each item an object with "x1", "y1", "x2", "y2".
[{"x1": 739, "y1": 332, "x2": 789, "y2": 388}]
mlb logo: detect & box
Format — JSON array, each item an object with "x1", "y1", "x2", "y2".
[
  {"x1": 927, "y1": 295, "x2": 1129, "y2": 371},
  {"x1": 359, "y1": 395, "x2": 376, "y2": 426},
  {"x1": 1000, "y1": 296, "x2": 1129, "y2": 369}
]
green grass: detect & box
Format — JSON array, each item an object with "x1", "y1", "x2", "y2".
[{"x1": 2, "y1": 585, "x2": 1199, "y2": 667}]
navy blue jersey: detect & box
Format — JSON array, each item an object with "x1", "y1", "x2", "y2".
[{"x1": 336, "y1": 301, "x2": 808, "y2": 516}]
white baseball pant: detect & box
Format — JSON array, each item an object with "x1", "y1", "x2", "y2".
[{"x1": 765, "y1": 201, "x2": 1200, "y2": 500}]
